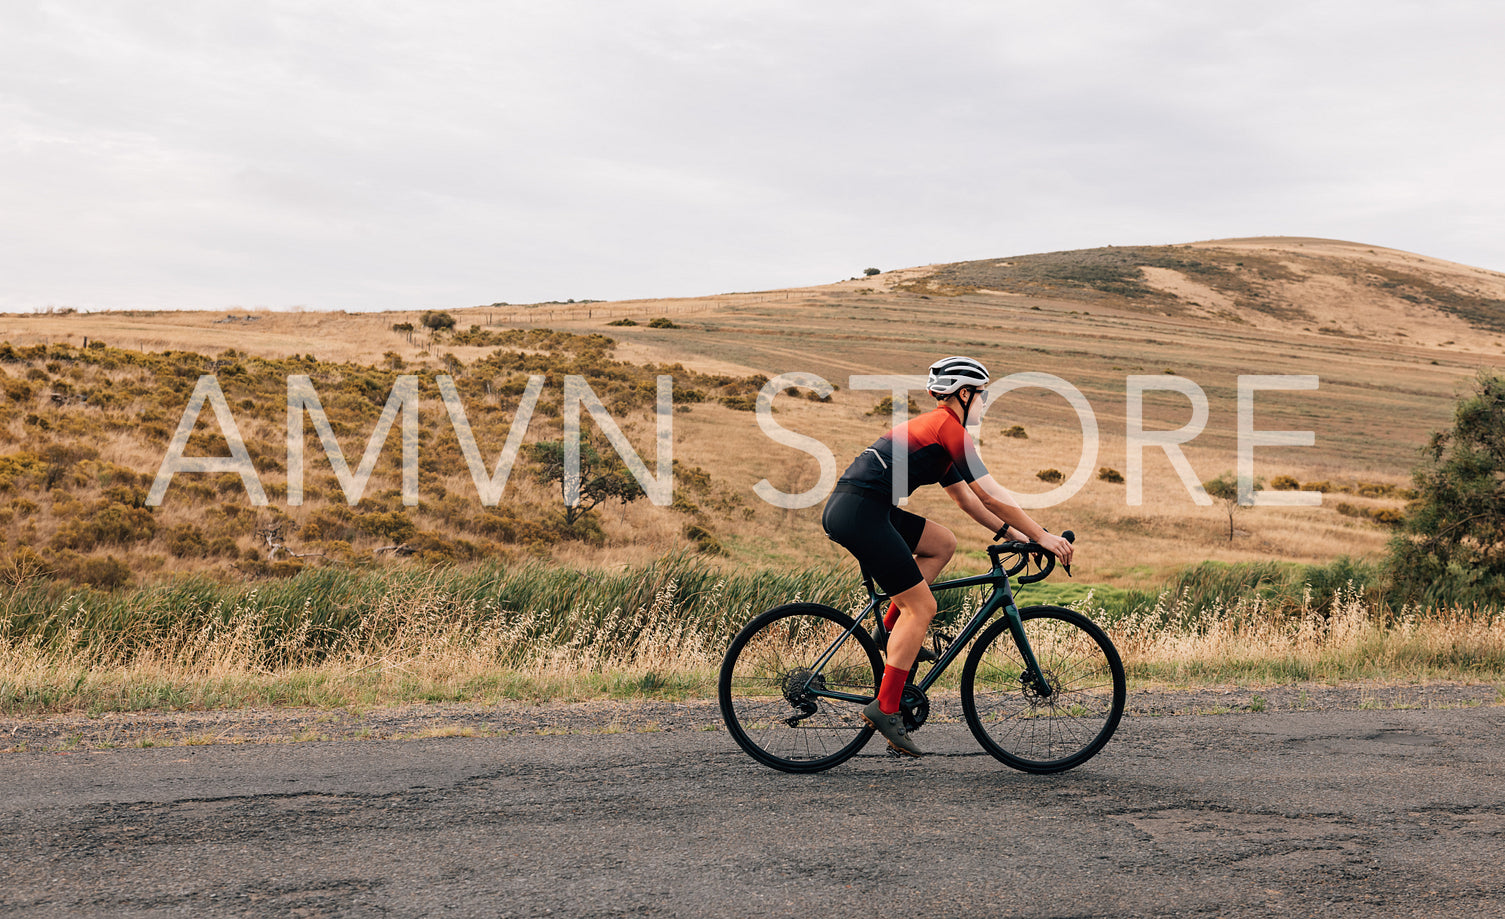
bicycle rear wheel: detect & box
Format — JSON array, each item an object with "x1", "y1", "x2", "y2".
[
  {"x1": 961, "y1": 605, "x2": 1125, "y2": 773},
  {"x1": 719, "y1": 603, "x2": 882, "y2": 773}
]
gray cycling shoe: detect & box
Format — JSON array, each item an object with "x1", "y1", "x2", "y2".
[{"x1": 862, "y1": 700, "x2": 924, "y2": 757}]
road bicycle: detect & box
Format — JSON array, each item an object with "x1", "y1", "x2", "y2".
[{"x1": 718, "y1": 532, "x2": 1125, "y2": 773}]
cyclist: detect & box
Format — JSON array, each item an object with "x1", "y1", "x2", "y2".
[{"x1": 821, "y1": 356, "x2": 1074, "y2": 756}]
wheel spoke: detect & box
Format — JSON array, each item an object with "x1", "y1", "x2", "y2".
[
  {"x1": 719, "y1": 604, "x2": 881, "y2": 772},
  {"x1": 962, "y1": 606, "x2": 1125, "y2": 773}
]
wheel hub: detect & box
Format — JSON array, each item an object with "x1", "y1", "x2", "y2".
[
  {"x1": 1020, "y1": 668, "x2": 1058, "y2": 703},
  {"x1": 782, "y1": 668, "x2": 824, "y2": 705},
  {"x1": 781, "y1": 668, "x2": 823, "y2": 725}
]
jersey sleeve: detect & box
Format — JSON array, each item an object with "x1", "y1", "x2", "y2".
[{"x1": 946, "y1": 425, "x2": 988, "y2": 485}]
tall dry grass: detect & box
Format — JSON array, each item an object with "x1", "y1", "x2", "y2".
[
  {"x1": 0, "y1": 556, "x2": 860, "y2": 714},
  {"x1": 2, "y1": 556, "x2": 1501, "y2": 718},
  {"x1": 1103, "y1": 583, "x2": 1504, "y2": 685}
]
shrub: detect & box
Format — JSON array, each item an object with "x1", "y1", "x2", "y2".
[
  {"x1": 550, "y1": 509, "x2": 606, "y2": 545},
  {"x1": 0, "y1": 546, "x2": 50, "y2": 587},
  {"x1": 607, "y1": 318, "x2": 638, "y2": 327},
  {"x1": 867, "y1": 395, "x2": 922, "y2": 417},
  {"x1": 304, "y1": 505, "x2": 361, "y2": 542},
  {"x1": 864, "y1": 268, "x2": 881, "y2": 277},
  {"x1": 52, "y1": 500, "x2": 158, "y2": 550},
  {"x1": 1003, "y1": 425, "x2": 1028, "y2": 439},
  {"x1": 51, "y1": 552, "x2": 132, "y2": 590},
  {"x1": 166, "y1": 524, "x2": 209, "y2": 558},
  {"x1": 475, "y1": 508, "x2": 559, "y2": 546},
  {"x1": 3, "y1": 379, "x2": 32, "y2": 402},
  {"x1": 420, "y1": 311, "x2": 456, "y2": 331},
  {"x1": 1036, "y1": 468, "x2": 1064, "y2": 484},
  {"x1": 356, "y1": 511, "x2": 417, "y2": 545},
  {"x1": 646, "y1": 317, "x2": 679, "y2": 329},
  {"x1": 1335, "y1": 502, "x2": 1401, "y2": 526},
  {"x1": 406, "y1": 530, "x2": 458, "y2": 561},
  {"x1": 1388, "y1": 372, "x2": 1505, "y2": 608},
  {"x1": 684, "y1": 523, "x2": 726, "y2": 556},
  {"x1": 1098, "y1": 467, "x2": 1124, "y2": 484},
  {"x1": 1270, "y1": 474, "x2": 1301, "y2": 491}
]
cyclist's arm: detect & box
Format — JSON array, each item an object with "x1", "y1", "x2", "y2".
[
  {"x1": 941, "y1": 480, "x2": 1028, "y2": 543},
  {"x1": 963, "y1": 475, "x2": 1074, "y2": 563},
  {"x1": 943, "y1": 479, "x2": 1007, "y2": 533}
]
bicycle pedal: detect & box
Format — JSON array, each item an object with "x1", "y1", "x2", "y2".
[{"x1": 927, "y1": 633, "x2": 955, "y2": 660}]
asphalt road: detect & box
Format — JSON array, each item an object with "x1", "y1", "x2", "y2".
[{"x1": 3, "y1": 705, "x2": 1503, "y2": 918}]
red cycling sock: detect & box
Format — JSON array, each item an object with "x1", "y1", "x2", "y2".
[
  {"x1": 877, "y1": 665, "x2": 909, "y2": 715},
  {"x1": 883, "y1": 600, "x2": 901, "y2": 632}
]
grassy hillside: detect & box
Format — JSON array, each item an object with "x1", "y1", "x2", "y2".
[
  {"x1": 2, "y1": 237, "x2": 1503, "y2": 592},
  {"x1": 0, "y1": 333, "x2": 769, "y2": 590}
]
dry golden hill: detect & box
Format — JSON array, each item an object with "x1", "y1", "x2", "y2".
[{"x1": 2, "y1": 237, "x2": 1502, "y2": 588}]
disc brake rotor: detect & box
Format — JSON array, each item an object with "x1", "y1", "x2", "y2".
[{"x1": 1020, "y1": 668, "x2": 1058, "y2": 704}]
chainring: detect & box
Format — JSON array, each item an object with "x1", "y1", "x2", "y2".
[{"x1": 900, "y1": 683, "x2": 930, "y2": 732}]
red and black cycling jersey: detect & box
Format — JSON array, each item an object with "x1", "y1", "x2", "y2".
[{"x1": 836, "y1": 406, "x2": 988, "y2": 502}]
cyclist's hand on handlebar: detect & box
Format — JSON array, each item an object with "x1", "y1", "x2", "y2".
[{"x1": 1038, "y1": 532, "x2": 1074, "y2": 567}]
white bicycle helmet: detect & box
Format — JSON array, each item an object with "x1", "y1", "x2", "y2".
[{"x1": 926, "y1": 356, "x2": 991, "y2": 396}]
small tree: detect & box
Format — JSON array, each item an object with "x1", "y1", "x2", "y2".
[
  {"x1": 1388, "y1": 372, "x2": 1505, "y2": 608},
  {"x1": 527, "y1": 437, "x2": 645, "y2": 528},
  {"x1": 1203, "y1": 472, "x2": 1260, "y2": 542},
  {"x1": 863, "y1": 267, "x2": 881, "y2": 277}
]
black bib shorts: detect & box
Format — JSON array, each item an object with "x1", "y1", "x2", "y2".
[{"x1": 821, "y1": 483, "x2": 929, "y2": 596}]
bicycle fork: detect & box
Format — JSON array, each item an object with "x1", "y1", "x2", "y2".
[{"x1": 1001, "y1": 602, "x2": 1054, "y2": 699}]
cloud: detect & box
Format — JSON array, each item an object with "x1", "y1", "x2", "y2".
[{"x1": 2, "y1": 1, "x2": 1503, "y2": 311}]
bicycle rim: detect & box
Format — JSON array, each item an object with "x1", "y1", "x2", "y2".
[
  {"x1": 961, "y1": 605, "x2": 1125, "y2": 773},
  {"x1": 718, "y1": 603, "x2": 881, "y2": 773}
]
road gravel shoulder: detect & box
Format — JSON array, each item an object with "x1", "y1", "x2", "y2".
[{"x1": 4, "y1": 680, "x2": 1499, "y2": 753}]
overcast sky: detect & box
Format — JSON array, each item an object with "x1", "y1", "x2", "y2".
[{"x1": 3, "y1": 1, "x2": 1503, "y2": 312}]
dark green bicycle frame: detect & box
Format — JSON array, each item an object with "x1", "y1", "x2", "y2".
[{"x1": 801, "y1": 558, "x2": 1051, "y2": 704}]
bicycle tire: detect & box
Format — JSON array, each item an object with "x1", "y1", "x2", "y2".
[
  {"x1": 960, "y1": 604, "x2": 1125, "y2": 773},
  {"x1": 718, "y1": 603, "x2": 882, "y2": 773}
]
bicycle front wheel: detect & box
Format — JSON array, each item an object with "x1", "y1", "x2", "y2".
[
  {"x1": 718, "y1": 603, "x2": 882, "y2": 773},
  {"x1": 961, "y1": 605, "x2": 1125, "y2": 774}
]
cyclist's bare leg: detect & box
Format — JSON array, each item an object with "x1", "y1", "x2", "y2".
[
  {"x1": 884, "y1": 580, "x2": 938, "y2": 672},
  {"x1": 914, "y1": 520, "x2": 956, "y2": 583}
]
